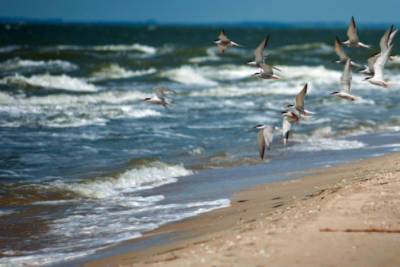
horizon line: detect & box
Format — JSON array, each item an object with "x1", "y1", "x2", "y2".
[{"x1": 0, "y1": 17, "x2": 398, "y2": 28}]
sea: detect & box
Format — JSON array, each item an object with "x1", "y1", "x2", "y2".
[{"x1": 0, "y1": 23, "x2": 400, "y2": 266}]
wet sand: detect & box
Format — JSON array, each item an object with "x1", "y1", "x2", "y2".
[{"x1": 85, "y1": 153, "x2": 400, "y2": 267}]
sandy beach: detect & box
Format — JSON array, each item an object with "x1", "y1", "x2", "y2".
[{"x1": 85, "y1": 153, "x2": 400, "y2": 267}]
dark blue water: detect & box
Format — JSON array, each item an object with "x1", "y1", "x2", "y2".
[{"x1": 0, "y1": 23, "x2": 399, "y2": 265}]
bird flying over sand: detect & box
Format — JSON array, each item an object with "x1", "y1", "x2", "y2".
[
  {"x1": 331, "y1": 59, "x2": 358, "y2": 101},
  {"x1": 254, "y1": 124, "x2": 274, "y2": 160},
  {"x1": 144, "y1": 87, "x2": 176, "y2": 109},
  {"x1": 214, "y1": 30, "x2": 240, "y2": 53},
  {"x1": 342, "y1": 17, "x2": 371, "y2": 48}
]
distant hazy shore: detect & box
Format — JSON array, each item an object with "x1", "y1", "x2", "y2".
[{"x1": 85, "y1": 153, "x2": 400, "y2": 267}]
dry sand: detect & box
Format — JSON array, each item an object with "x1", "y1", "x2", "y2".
[{"x1": 86, "y1": 153, "x2": 400, "y2": 267}]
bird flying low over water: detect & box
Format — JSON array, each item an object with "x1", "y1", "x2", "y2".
[
  {"x1": 252, "y1": 63, "x2": 281, "y2": 80},
  {"x1": 360, "y1": 52, "x2": 380, "y2": 76},
  {"x1": 365, "y1": 44, "x2": 392, "y2": 88},
  {"x1": 281, "y1": 110, "x2": 299, "y2": 145},
  {"x1": 143, "y1": 87, "x2": 176, "y2": 109},
  {"x1": 214, "y1": 30, "x2": 240, "y2": 53},
  {"x1": 254, "y1": 124, "x2": 274, "y2": 160},
  {"x1": 331, "y1": 59, "x2": 358, "y2": 101},
  {"x1": 334, "y1": 36, "x2": 361, "y2": 68},
  {"x1": 248, "y1": 35, "x2": 270, "y2": 67},
  {"x1": 285, "y1": 83, "x2": 314, "y2": 117},
  {"x1": 342, "y1": 17, "x2": 371, "y2": 48},
  {"x1": 361, "y1": 25, "x2": 398, "y2": 76}
]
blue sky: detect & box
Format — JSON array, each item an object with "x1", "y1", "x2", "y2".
[{"x1": 0, "y1": 0, "x2": 399, "y2": 23}]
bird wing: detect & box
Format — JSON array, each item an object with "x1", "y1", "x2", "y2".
[
  {"x1": 263, "y1": 126, "x2": 274, "y2": 149},
  {"x1": 155, "y1": 87, "x2": 176, "y2": 98},
  {"x1": 257, "y1": 130, "x2": 266, "y2": 159},
  {"x1": 367, "y1": 52, "x2": 380, "y2": 73},
  {"x1": 340, "y1": 59, "x2": 352, "y2": 93},
  {"x1": 347, "y1": 16, "x2": 359, "y2": 43},
  {"x1": 218, "y1": 30, "x2": 229, "y2": 42},
  {"x1": 388, "y1": 28, "x2": 398, "y2": 47},
  {"x1": 282, "y1": 118, "x2": 291, "y2": 145},
  {"x1": 379, "y1": 26, "x2": 392, "y2": 52},
  {"x1": 259, "y1": 63, "x2": 274, "y2": 76},
  {"x1": 373, "y1": 44, "x2": 392, "y2": 81},
  {"x1": 295, "y1": 83, "x2": 308, "y2": 110},
  {"x1": 335, "y1": 36, "x2": 348, "y2": 61},
  {"x1": 254, "y1": 36, "x2": 269, "y2": 65}
]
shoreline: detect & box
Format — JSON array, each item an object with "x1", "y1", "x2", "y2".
[{"x1": 82, "y1": 152, "x2": 400, "y2": 266}]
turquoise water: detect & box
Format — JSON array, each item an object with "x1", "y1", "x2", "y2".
[{"x1": 0, "y1": 24, "x2": 400, "y2": 265}]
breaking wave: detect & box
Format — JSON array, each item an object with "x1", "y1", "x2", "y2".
[
  {"x1": 89, "y1": 64, "x2": 156, "y2": 81},
  {"x1": 1, "y1": 74, "x2": 98, "y2": 92}
]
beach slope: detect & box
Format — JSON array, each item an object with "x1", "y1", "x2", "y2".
[{"x1": 86, "y1": 153, "x2": 400, "y2": 267}]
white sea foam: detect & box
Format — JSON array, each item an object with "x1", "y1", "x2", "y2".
[
  {"x1": 51, "y1": 43, "x2": 157, "y2": 54},
  {"x1": 277, "y1": 42, "x2": 334, "y2": 55},
  {"x1": 92, "y1": 43, "x2": 156, "y2": 54},
  {"x1": 1, "y1": 74, "x2": 97, "y2": 92},
  {"x1": 161, "y1": 65, "x2": 218, "y2": 86},
  {"x1": 89, "y1": 64, "x2": 156, "y2": 81},
  {"x1": 291, "y1": 138, "x2": 365, "y2": 152},
  {"x1": 57, "y1": 161, "x2": 193, "y2": 198},
  {"x1": 0, "y1": 91, "x2": 160, "y2": 128},
  {"x1": 0, "y1": 58, "x2": 78, "y2": 72},
  {"x1": 189, "y1": 47, "x2": 220, "y2": 63},
  {"x1": 0, "y1": 45, "x2": 21, "y2": 53}
]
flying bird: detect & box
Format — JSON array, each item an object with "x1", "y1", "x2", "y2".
[
  {"x1": 143, "y1": 87, "x2": 176, "y2": 109},
  {"x1": 331, "y1": 59, "x2": 358, "y2": 101},
  {"x1": 334, "y1": 36, "x2": 361, "y2": 68},
  {"x1": 360, "y1": 52, "x2": 380, "y2": 76},
  {"x1": 362, "y1": 25, "x2": 398, "y2": 76},
  {"x1": 365, "y1": 44, "x2": 392, "y2": 88},
  {"x1": 214, "y1": 30, "x2": 240, "y2": 53},
  {"x1": 252, "y1": 63, "x2": 281, "y2": 80},
  {"x1": 285, "y1": 83, "x2": 314, "y2": 117},
  {"x1": 254, "y1": 124, "x2": 274, "y2": 160},
  {"x1": 342, "y1": 16, "x2": 371, "y2": 48},
  {"x1": 248, "y1": 36, "x2": 270, "y2": 67}
]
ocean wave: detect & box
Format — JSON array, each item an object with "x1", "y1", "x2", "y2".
[
  {"x1": 189, "y1": 47, "x2": 220, "y2": 63},
  {"x1": 51, "y1": 43, "x2": 157, "y2": 54},
  {"x1": 89, "y1": 64, "x2": 156, "y2": 82},
  {"x1": 277, "y1": 42, "x2": 334, "y2": 55},
  {"x1": 0, "y1": 45, "x2": 21, "y2": 53},
  {"x1": 1, "y1": 74, "x2": 97, "y2": 92},
  {"x1": 54, "y1": 161, "x2": 193, "y2": 198},
  {"x1": 0, "y1": 58, "x2": 78, "y2": 73},
  {"x1": 0, "y1": 91, "x2": 160, "y2": 128},
  {"x1": 291, "y1": 138, "x2": 365, "y2": 152},
  {"x1": 161, "y1": 65, "x2": 218, "y2": 86},
  {"x1": 92, "y1": 43, "x2": 156, "y2": 54}
]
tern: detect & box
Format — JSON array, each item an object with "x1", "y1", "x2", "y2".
[
  {"x1": 252, "y1": 63, "x2": 281, "y2": 79},
  {"x1": 334, "y1": 36, "x2": 361, "y2": 68},
  {"x1": 285, "y1": 83, "x2": 314, "y2": 117},
  {"x1": 360, "y1": 52, "x2": 380, "y2": 76},
  {"x1": 248, "y1": 35, "x2": 270, "y2": 67},
  {"x1": 365, "y1": 44, "x2": 392, "y2": 88},
  {"x1": 342, "y1": 17, "x2": 371, "y2": 48},
  {"x1": 362, "y1": 25, "x2": 398, "y2": 75},
  {"x1": 144, "y1": 87, "x2": 176, "y2": 109},
  {"x1": 214, "y1": 30, "x2": 240, "y2": 54},
  {"x1": 331, "y1": 59, "x2": 358, "y2": 101},
  {"x1": 254, "y1": 124, "x2": 274, "y2": 160},
  {"x1": 281, "y1": 117, "x2": 292, "y2": 146}
]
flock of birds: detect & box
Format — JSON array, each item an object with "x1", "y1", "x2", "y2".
[{"x1": 143, "y1": 17, "x2": 398, "y2": 160}]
